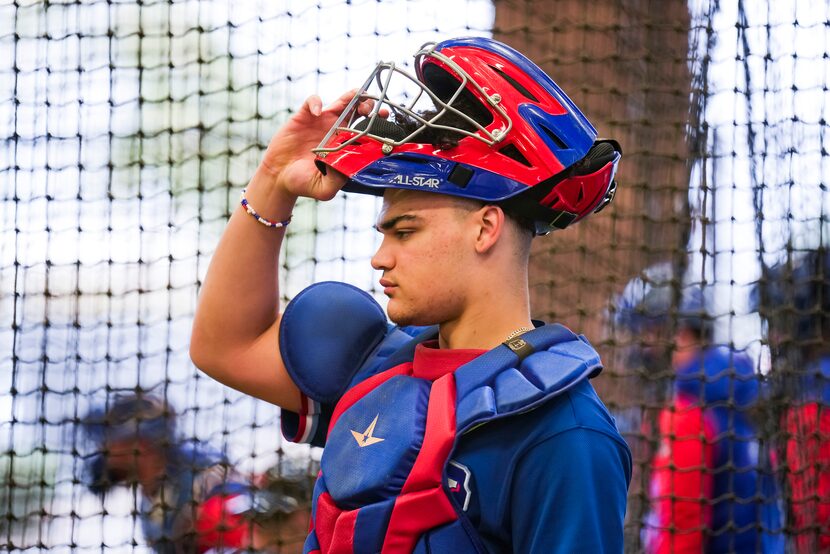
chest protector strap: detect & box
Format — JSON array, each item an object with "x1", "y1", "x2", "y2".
[{"x1": 302, "y1": 322, "x2": 602, "y2": 553}]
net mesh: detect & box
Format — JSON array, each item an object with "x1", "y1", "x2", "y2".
[{"x1": 2, "y1": 0, "x2": 829, "y2": 551}]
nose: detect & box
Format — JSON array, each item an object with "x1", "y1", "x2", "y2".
[{"x1": 371, "y1": 236, "x2": 394, "y2": 271}]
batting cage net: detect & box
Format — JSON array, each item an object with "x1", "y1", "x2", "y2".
[{"x1": 2, "y1": 0, "x2": 829, "y2": 551}]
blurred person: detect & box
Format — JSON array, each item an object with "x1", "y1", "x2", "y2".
[
  {"x1": 238, "y1": 462, "x2": 314, "y2": 553},
  {"x1": 191, "y1": 37, "x2": 632, "y2": 552},
  {"x1": 82, "y1": 392, "x2": 249, "y2": 553},
  {"x1": 756, "y1": 248, "x2": 830, "y2": 552},
  {"x1": 614, "y1": 262, "x2": 783, "y2": 553}
]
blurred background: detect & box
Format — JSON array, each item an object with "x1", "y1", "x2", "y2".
[{"x1": 2, "y1": 0, "x2": 830, "y2": 551}]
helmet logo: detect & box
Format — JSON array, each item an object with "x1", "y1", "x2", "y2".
[{"x1": 390, "y1": 174, "x2": 440, "y2": 189}]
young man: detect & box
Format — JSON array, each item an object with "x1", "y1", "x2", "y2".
[
  {"x1": 614, "y1": 264, "x2": 783, "y2": 553},
  {"x1": 81, "y1": 393, "x2": 249, "y2": 553},
  {"x1": 757, "y1": 250, "x2": 830, "y2": 552},
  {"x1": 191, "y1": 37, "x2": 631, "y2": 552}
]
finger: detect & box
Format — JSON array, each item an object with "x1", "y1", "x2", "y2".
[
  {"x1": 302, "y1": 95, "x2": 323, "y2": 117},
  {"x1": 357, "y1": 99, "x2": 374, "y2": 116},
  {"x1": 324, "y1": 89, "x2": 359, "y2": 114},
  {"x1": 357, "y1": 98, "x2": 390, "y2": 119}
]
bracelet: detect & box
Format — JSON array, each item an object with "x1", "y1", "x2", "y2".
[{"x1": 240, "y1": 188, "x2": 292, "y2": 228}]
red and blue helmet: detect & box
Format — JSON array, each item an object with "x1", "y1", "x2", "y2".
[{"x1": 314, "y1": 37, "x2": 621, "y2": 235}]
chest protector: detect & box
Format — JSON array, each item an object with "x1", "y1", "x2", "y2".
[{"x1": 279, "y1": 283, "x2": 603, "y2": 554}]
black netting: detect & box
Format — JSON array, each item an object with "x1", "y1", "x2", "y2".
[{"x1": 2, "y1": 0, "x2": 829, "y2": 551}]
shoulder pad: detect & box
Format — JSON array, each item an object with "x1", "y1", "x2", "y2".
[
  {"x1": 347, "y1": 325, "x2": 438, "y2": 389},
  {"x1": 454, "y1": 324, "x2": 603, "y2": 432},
  {"x1": 279, "y1": 282, "x2": 389, "y2": 404}
]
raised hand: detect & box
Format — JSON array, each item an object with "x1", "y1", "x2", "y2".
[{"x1": 259, "y1": 90, "x2": 381, "y2": 201}]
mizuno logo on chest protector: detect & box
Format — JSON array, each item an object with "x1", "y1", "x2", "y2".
[{"x1": 350, "y1": 414, "x2": 385, "y2": 447}]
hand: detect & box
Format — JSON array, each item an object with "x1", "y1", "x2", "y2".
[{"x1": 259, "y1": 90, "x2": 382, "y2": 201}]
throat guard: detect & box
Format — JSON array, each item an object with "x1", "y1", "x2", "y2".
[{"x1": 303, "y1": 323, "x2": 603, "y2": 553}]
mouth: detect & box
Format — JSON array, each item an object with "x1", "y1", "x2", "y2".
[{"x1": 379, "y1": 278, "x2": 396, "y2": 296}]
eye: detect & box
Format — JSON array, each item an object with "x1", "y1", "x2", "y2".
[{"x1": 395, "y1": 229, "x2": 414, "y2": 240}]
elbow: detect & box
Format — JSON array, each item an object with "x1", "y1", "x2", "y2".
[
  {"x1": 189, "y1": 340, "x2": 207, "y2": 373},
  {"x1": 189, "y1": 324, "x2": 219, "y2": 376}
]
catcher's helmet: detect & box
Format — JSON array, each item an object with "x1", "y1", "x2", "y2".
[
  {"x1": 613, "y1": 262, "x2": 710, "y2": 335},
  {"x1": 313, "y1": 37, "x2": 621, "y2": 235}
]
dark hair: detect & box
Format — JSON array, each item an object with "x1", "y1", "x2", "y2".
[
  {"x1": 82, "y1": 393, "x2": 175, "y2": 446},
  {"x1": 81, "y1": 393, "x2": 176, "y2": 494}
]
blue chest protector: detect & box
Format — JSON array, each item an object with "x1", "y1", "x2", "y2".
[{"x1": 279, "y1": 282, "x2": 604, "y2": 554}]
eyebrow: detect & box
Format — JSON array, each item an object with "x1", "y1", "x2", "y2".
[{"x1": 374, "y1": 214, "x2": 421, "y2": 232}]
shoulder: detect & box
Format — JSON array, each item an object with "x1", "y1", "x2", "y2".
[
  {"x1": 490, "y1": 391, "x2": 630, "y2": 553},
  {"x1": 523, "y1": 380, "x2": 631, "y2": 456},
  {"x1": 509, "y1": 375, "x2": 626, "y2": 437},
  {"x1": 506, "y1": 390, "x2": 633, "y2": 496},
  {"x1": 454, "y1": 382, "x2": 631, "y2": 547},
  {"x1": 459, "y1": 379, "x2": 630, "y2": 469},
  {"x1": 279, "y1": 282, "x2": 389, "y2": 403}
]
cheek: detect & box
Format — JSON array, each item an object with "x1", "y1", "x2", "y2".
[{"x1": 395, "y1": 239, "x2": 468, "y2": 314}]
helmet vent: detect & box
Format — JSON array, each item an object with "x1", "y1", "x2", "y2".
[
  {"x1": 422, "y1": 64, "x2": 493, "y2": 126},
  {"x1": 539, "y1": 124, "x2": 568, "y2": 150},
  {"x1": 498, "y1": 143, "x2": 532, "y2": 167},
  {"x1": 489, "y1": 65, "x2": 539, "y2": 102}
]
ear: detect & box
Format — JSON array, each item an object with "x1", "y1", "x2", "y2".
[{"x1": 473, "y1": 204, "x2": 506, "y2": 254}]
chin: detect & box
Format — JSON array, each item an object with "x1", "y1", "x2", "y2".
[
  {"x1": 387, "y1": 301, "x2": 452, "y2": 328},
  {"x1": 387, "y1": 303, "x2": 425, "y2": 327},
  {"x1": 388, "y1": 310, "x2": 420, "y2": 327}
]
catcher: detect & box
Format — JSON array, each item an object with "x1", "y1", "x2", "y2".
[{"x1": 192, "y1": 37, "x2": 631, "y2": 553}]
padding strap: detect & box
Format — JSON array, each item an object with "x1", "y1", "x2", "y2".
[{"x1": 279, "y1": 282, "x2": 389, "y2": 404}]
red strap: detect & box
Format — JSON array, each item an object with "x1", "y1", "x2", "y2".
[
  {"x1": 327, "y1": 362, "x2": 412, "y2": 438},
  {"x1": 314, "y1": 491, "x2": 356, "y2": 554},
  {"x1": 381, "y1": 373, "x2": 459, "y2": 552}
]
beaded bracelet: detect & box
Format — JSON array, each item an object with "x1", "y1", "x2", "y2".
[{"x1": 240, "y1": 188, "x2": 292, "y2": 228}]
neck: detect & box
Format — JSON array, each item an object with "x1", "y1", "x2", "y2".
[
  {"x1": 137, "y1": 449, "x2": 167, "y2": 498},
  {"x1": 437, "y1": 281, "x2": 532, "y2": 350}
]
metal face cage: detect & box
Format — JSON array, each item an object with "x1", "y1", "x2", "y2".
[{"x1": 313, "y1": 42, "x2": 512, "y2": 156}]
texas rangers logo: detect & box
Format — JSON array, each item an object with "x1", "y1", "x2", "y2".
[
  {"x1": 350, "y1": 414, "x2": 385, "y2": 447},
  {"x1": 446, "y1": 460, "x2": 472, "y2": 511}
]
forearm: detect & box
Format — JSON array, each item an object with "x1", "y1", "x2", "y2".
[
  {"x1": 190, "y1": 90, "x2": 363, "y2": 408},
  {"x1": 191, "y1": 166, "x2": 299, "y2": 408}
]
